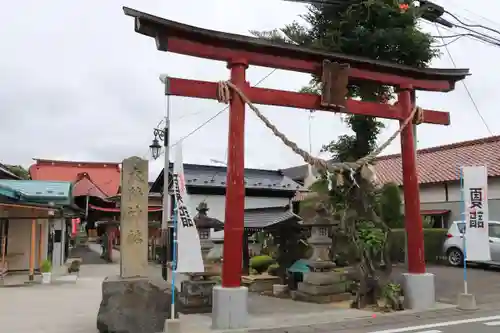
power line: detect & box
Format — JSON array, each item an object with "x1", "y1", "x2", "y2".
[
  {"x1": 433, "y1": 35, "x2": 462, "y2": 47},
  {"x1": 173, "y1": 69, "x2": 278, "y2": 147},
  {"x1": 457, "y1": 7, "x2": 500, "y2": 30},
  {"x1": 434, "y1": 23, "x2": 493, "y2": 136},
  {"x1": 152, "y1": 68, "x2": 279, "y2": 160},
  {"x1": 222, "y1": 68, "x2": 278, "y2": 162},
  {"x1": 444, "y1": 10, "x2": 500, "y2": 36}
]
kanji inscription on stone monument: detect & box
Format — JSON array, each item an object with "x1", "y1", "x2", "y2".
[{"x1": 120, "y1": 156, "x2": 149, "y2": 278}]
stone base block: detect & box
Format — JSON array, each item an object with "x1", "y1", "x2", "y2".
[
  {"x1": 402, "y1": 273, "x2": 435, "y2": 310},
  {"x1": 178, "y1": 280, "x2": 215, "y2": 314},
  {"x1": 97, "y1": 275, "x2": 178, "y2": 333},
  {"x1": 297, "y1": 281, "x2": 347, "y2": 295},
  {"x1": 302, "y1": 271, "x2": 345, "y2": 286},
  {"x1": 164, "y1": 318, "x2": 181, "y2": 333},
  {"x1": 242, "y1": 274, "x2": 281, "y2": 293},
  {"x1": 292, "y1": 291, "x2": 351, "y2": 304},
  {"x1": 457, "y1": 293, "x2": 478, "y2": 311},
  {"x1": 212, "y1": 286, "x2": 248, "y2": 330},
  {"x1": 273, "y1": 284, "x2": 288, "y2": 297}
]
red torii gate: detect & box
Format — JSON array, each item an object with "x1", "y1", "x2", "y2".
[{"x1": 123, "y1": 6, "x2": 468, "y2": 297}]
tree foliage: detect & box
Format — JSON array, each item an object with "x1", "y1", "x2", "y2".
[
  {"x1": 6, "y1": 165, "x2": 30, "y2": 179},
  {"x1": 378, "y1": 182, "x2": 404, "y2": 229},
  {"x1": 253, "y1": 0, "x2": 438, "y2": 310}
]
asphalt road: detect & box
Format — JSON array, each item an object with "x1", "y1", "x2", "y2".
[{"x1": 341, "y1": 313, "x2": 500, "y2": 333}]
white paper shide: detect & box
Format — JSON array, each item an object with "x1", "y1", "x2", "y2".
[
  {"x1": 172, "y1": 143, "x2": 205, "y2": 273},
  {"x1": 463, "y1": 165, "x2": 491, "y2": 262}
]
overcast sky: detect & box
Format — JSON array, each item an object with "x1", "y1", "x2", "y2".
[{"x1": 1, "y1": 0, "x2": 498, "y2": 180}]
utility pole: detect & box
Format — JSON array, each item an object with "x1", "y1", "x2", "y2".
[{"x1": 149, "y1": 74, "x2": 172, "y2": 281}]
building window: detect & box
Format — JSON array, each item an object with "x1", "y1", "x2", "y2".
[{"x1": 199, "y1": 230, "x2": 210, "y2": 240}]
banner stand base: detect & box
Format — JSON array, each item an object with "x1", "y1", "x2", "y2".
[
  {"x1": 457, "y1": 293, "x2": 478, "y2": 311},
  {"x1": 212, "y1": 286, "x2": 248, "y2": 330},
  {"x1": 164, "y1": 318, "x2": 181, "y2": 333},
  {"x1": 402, "y1": 273, "x2": 435, "y2": 310}
]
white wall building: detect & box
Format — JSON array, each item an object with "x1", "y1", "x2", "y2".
[{"x1": 149, "y1": 163, "x2": 305, "y2": 244}]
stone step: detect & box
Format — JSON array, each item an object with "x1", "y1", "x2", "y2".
[
  {"x1": 297, "y1": 281, "x2": 347, "y2": 295},
  {"x1": 303, "y1": 271, "x2": 346, "y2": 285},
  {"x1": 292, "y1": 291, "x2": 352, "y2": 304}
]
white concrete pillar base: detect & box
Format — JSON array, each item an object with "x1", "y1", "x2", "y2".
[
  {"x1": 402, "y1": 272, "x2": 435, "y2": 310},
  {"x1": 212, "y1": 286, "x2": 248, "y2": 330}
]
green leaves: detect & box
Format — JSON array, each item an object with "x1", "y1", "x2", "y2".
[
  {"x1": 378, "y1": 182, "x2": 404, "y2": 228},
  {"x1": 5, "y1": 165, "x2": 30, "y2": 179},
  {"x1": 357, "y1": 221, "x2": 384, "y2": 252}
]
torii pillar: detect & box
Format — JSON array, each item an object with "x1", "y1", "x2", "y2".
[{"x1": 212, "y1": 59, "x2": 249, "y2": 329}]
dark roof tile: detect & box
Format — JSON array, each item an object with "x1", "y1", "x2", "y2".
[
  {"x1": 244, "y1": 206, "x2": 301, "y2": 230},
  {"x1": 151, "y1": 163, "x2": 304, "y2": 193}
]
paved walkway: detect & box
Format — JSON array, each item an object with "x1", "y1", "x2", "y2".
[
  {"x1": 0, "y1": 266, "x2": 107, "y2": 333},
  {"x1": 2, "y1": 245, "x2": 499, "y2": 333}
]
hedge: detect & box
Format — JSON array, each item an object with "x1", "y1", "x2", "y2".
[
  {"x1": 250, "y1": 255, "x2": 275, "y2": 273},
  {"x1": 389, "y1": 228, "x2": 448, "y2": 264}
]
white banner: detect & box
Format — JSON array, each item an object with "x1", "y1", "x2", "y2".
[
  {"x1": 463, "y1": 165, "x2": 491, "y2": 262},
  {"x1": 172, "y1": 143, "x2": 204, "y2": 273}
]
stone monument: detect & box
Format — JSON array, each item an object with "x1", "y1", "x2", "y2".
[
  {"x1": 97, "y1": 156, "x2": 177, "y2": 333},
  {"x1": 293, "y1": 205, "x2": 350, "y2": 303}
]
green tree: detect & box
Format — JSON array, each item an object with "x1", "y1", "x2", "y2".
[
  {"x1": 6, "y1": 165, "x2": 30, "y2": 179},
  {"x1": 253, "y1": 0, "x2": 438, "y2": 309},
  {"x1": 378, "y1": 182, "x2": 404, "y2": 229}
]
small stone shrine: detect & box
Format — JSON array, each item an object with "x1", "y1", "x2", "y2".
[
  {"x1": 97, "y1": 157, "x2": 177, "y2": 333},
  {"x1": 178, "y1": 202, "x2": 224, "y2": 314},
  {"x1": 293, "y1": 205, "x2": 350, "y2": 303}
]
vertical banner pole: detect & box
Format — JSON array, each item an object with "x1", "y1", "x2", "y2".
[
  {"x1": 170, "y1": 199, "x2": 177, "y2": 319},
  {"x1": 459, "y1": 167, "x2": 468, "y2": 294}
]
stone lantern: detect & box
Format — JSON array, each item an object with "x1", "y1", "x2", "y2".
[
  {"x1": 193, "y1": 202, "x2": 224, "y2": 260},
  {"x1": 303, "y1": 203, "x2": 337, "y2": 268},
  {"x1": 293, "y1": 203, "x2": 349, "y2": 303}
]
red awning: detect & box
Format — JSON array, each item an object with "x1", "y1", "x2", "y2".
[
  {"x1": 89, "y1": 204, "x2": 162, "y2": 212},
  {"x1": 421, "y1": 209, "x2": 450, "y2": 216}
]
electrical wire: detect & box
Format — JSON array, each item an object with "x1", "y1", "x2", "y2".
[
  {"x1": 222, "y1": 68, "x2": 278, "y2": 162},
  {"x1": 151, "y1": 68, "x2": 279, "y2": 161},
  {"x1": 433, "y1": 35, "x2": 463, "y2": 47},
  {"x1": 434, "y1": 24, "x2": 493, "y2": 136},
  {"x1": 445, "y1": 10, "x2": 500, "y2": 36},
  {"x1": 451, "y1": 24, "x2": 500, "y2": 46},
  {"x1": 421, "y1": 15, "x2": 500, "y2": 48},
  {"x1": 458, "y1": 6, "x2": 500, "y2": 30}
]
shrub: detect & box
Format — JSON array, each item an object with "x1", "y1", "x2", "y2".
[
  {"x1": 40, "y1": 259, "x2": 52, "y2": 273},
  {"x1": 267, "y1": 263, "x2": 279, "y2": 276},
  {"x1": 379, "y1": 183, "x2": 404, "y2": 229},
  {"x1": 390, "y1": 228, "x2": 448, "y2": 264},
  {"x1": 250, "y1": 255, "x2": 275, "y2": 274}
]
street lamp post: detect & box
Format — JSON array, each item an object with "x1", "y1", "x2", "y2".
[{"x1": 149, "y1": 75, "x2": 172, "y2": 281}]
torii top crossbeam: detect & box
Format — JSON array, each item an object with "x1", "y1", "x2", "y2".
[
  {"x1": 123, "y1": 7, "x2": 469, "y2": 289},
  {"x1": 123, "y1": 7, "x2": 468, "y2": 92}
]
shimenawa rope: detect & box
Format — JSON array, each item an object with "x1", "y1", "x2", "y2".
[{"x1": 216, "y1": 80, "x2": 423, "y2": 184}]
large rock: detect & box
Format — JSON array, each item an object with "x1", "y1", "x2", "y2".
[{"x1": 97, "y1": 275, "x2": 178, "y2": 333}]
